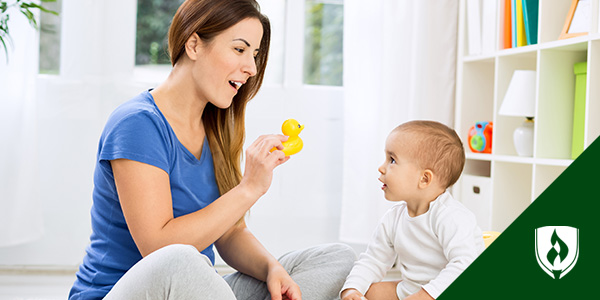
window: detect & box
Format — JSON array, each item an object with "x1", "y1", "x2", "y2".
[
  {"x1": 132, "y1": 0, "x2": 344, "y2": 87},
  {"x1": 38, "y1": 0, "x2": 62, "y2": 74},
  {"x1": 135, "y1": 0, "x2": 183, "y2": 65},
  {"x1": 303, "y1": 0, "x2": 343, "y2": 86}
]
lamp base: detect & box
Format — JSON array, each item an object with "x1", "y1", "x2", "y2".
[{"x1": 513, "y1": 118, "x2": 534, "y2": 157}]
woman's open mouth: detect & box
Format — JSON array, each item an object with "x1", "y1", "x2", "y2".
[{"x1": 229, "y1": 80, "x2": 243, "y2": 90}]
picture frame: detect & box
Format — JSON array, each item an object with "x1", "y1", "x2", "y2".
[{"x1": 559, "y1": 0, "x2": 591, "y2": 39}]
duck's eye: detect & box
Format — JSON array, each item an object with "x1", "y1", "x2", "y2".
[{"x1": 298, "y1": 124, "x2": 301, "y2": 128}]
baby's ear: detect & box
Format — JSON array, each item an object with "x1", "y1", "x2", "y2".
[{"x1": 419, "y1": 169, "x2": 434, "y2": 188}]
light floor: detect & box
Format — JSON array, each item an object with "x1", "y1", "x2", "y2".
[
  {"x1": 0, "y1": 272, "x2": 75, "y2": 300},
  {"x1": 0, "y1": 265, "x2": 234, "y2": 299}
]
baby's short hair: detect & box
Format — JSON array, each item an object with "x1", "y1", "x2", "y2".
[{"x1": 394, "y1": 120, "x2": 465, "y2": 188}]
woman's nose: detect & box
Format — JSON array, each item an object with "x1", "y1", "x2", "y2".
[{"x1": 242, "y1": 56, "x2": 258, "y2": 77}]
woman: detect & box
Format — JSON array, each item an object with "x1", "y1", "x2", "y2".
[{"x1": 68, "y1": 0, "x2": 355, "y2": 299}]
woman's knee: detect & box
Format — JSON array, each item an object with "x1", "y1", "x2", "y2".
[
  {"x1": 146, "y1": 244, "x2": 213, "y2": 275},
  {"x1": 321, "y1": 243, "x2": 357, "y2": 271}
]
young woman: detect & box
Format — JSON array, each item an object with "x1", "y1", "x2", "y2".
[{"x1": 68, "y1": 0, "x2": 355, "y2": 299}]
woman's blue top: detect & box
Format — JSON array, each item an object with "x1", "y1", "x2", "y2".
[{"x1": 69, "y1": 90, "x2": 220, "y2": 299}]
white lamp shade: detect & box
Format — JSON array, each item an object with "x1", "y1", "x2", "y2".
[{"x1": 499, "y1": 70, "x2": 536, "y2": 117}]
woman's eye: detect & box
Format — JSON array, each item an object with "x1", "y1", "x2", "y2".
[{"x1": 235, "y1": 48, "x2": 244, "y2": 54}]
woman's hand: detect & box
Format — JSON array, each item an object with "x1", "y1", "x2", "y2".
[
  {"x1": 239, "y1": 134, "x2": 289, "y2": 198},
  {"x1": 266, "y1": 264, "x2": 302, "y2": 300},
  {"x1": 341, "y1": 288, "x2": 367, "y2": 300}
]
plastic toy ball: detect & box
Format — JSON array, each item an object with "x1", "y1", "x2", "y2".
[
  {"x1": 271, "y1": 119, "x2": 304, "y2": 156},
  {"x1": 468, "y1": 121, "x2": 493, "y2": 153}
]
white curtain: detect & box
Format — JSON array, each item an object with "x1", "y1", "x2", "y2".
[
  {"x1": 0, "y1": 9, "x2": 44, "y2": 246},
  {"x1": 0, "y1": 0, "x2": 140, "y2": 262},
  {"x1": 339, "y1": 0, "x2": 459, "y2": 244}
]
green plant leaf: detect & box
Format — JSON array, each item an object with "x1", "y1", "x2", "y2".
[
  {"x1": 25, "y1": 2, "x2": 58, "y2": 15},
  {"x1": 19, "y1": 7, "x2": 37, "y2": 29},
  {"x1": 0, "y1": 34, "x2": 8, "y2": 63}
]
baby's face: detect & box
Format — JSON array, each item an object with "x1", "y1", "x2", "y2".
[{"x1": 377, "y1": 131, "x2": 422, "y2": 202}]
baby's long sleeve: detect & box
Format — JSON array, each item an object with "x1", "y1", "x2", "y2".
[
  {"x1": 341, "y1": 209, "x2": 399, "y2": 295},
  {"x1": 422, "y1": 204, "x2": 484, "y2": 298}
]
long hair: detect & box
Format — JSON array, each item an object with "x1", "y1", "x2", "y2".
[{"x1": 168, "y1": 0, "x2": 271, "y2": 197}]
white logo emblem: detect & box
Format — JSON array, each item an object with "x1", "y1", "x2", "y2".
[{"x1": 535, "y1": 226, "x2": 579, "y2": 279}]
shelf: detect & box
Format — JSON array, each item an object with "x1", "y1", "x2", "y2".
[
  {"x1": 455, "y1": 0, "x2": 599, "y2": 232},
  {"x1": 465, "y1": 152, "x2": 492, "y2": 161},
  {"x1": 465, "y1": 153, "x2": 572, "y2": 167}
]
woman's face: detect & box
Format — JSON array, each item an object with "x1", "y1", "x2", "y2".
[{"x1": 192, "y1": 17, "x2": 263, "y2": 109}]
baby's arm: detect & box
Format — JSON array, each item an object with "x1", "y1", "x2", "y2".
[
  {"x1": 341, "y1": 288, "x2": 365, "y2": 300},
  {"x1": 423, "y1": 209, "x2": 483, "y2": 298},
  {"x1": 341, "y1": 208, "x2": 401, "y2": 299}
]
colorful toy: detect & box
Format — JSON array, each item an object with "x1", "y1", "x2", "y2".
[
  {"x1": 468, "y1": 121, "x2": 493, "y2": 153},
  {"x1": 271, "y1": 119, "x2": 304, "y2": 156}
]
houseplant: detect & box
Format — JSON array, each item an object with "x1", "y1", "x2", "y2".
[{"x1": 1, "y1": 0, "x2": 58, "y2": 62}]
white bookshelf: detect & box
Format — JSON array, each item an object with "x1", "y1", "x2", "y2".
[{"x1": 455, "y1": 0, "x2": 600, "y2": 232}]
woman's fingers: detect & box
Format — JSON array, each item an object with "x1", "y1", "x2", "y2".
[{"x1": 240, "y1": 134, "x2": 291, "y2": 197}]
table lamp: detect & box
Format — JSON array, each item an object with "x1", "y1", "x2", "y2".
[{"x1": 499, "y1": 70, "x2": 536, "y2": 157}]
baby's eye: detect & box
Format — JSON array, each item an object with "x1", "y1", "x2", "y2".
[{"x1": 390, "y1": 157, "x2": 396, "y2": 164}]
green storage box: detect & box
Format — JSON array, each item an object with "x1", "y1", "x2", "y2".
[{"x1": 571, "y1": 61, "x2": 587, "y2": 159}]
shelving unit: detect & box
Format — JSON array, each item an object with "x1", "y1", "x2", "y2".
[{"x1": 455, "y1": 0, "x2": 600, "y2": 232}]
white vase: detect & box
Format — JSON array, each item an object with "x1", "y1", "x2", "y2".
[{"x1": 513, "y1": 119, "x2": 534, "y2": 157}]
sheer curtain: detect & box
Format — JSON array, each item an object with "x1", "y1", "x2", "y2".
[
  {"x1": 339, "y1": 0, "x2": 459, "y2": 244},
  {"x1": 0, "y1": 0, "x2": 140, "y2": 263},
  {"x1": 0, "y1": 9, "x2": 44, "y2": 246}
]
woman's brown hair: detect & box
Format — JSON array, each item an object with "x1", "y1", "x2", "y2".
[{"x1": 168, "y1": 0, "x2": 271, "y2": 197}]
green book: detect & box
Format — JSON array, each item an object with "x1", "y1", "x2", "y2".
[{"x1": 571, "y1": 62, "x2": 586, "y2": 159}]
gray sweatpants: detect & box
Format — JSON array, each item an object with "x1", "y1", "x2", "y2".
[{"x1": 104, "y1": 243, "x2": 356, "y2": 300}]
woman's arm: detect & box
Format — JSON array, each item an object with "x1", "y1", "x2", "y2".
[
  {"x1": 112, "y1": 134, "x2": 289, "y2": 257},
  {"x1": 215, "y1": 221, "x2": 301, "y2": 300}
]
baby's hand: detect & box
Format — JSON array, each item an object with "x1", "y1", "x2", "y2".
[
  {"x1": 405, "y1": 288, "x2": 434, "y2": 300},
  {"x1": 341, "y1": 288, "x2": 367, "y2": 300}
]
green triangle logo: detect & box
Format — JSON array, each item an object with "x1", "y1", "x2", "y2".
[{"x1": 439, "y1": 137, "x2": 600, "y2": 299}]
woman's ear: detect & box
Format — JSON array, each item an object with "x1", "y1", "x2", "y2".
[
  {"x1": 184, "y1": 33, "x2": 202, "y2": 61},
  {"x1": 419, "y1": 169, "x2": 434, "y2": 189}
]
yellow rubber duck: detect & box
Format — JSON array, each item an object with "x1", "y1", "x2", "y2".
[{"x1": 271, "y1": 119, "x2": 304, "y2": 156}]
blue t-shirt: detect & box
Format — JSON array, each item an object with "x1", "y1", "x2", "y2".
[{"x1": 69, "y1": 91, "x2": 221, "y2": 300}]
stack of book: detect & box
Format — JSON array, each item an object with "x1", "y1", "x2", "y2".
[{"x1": 467, "y1": 0, "x2": 539, "y2": 55}]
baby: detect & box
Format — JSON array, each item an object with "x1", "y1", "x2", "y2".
[{"x1": 341, "y1": 120, "x2": 484, "y2": 300}]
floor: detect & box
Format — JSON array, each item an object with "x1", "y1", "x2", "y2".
[
  {"x1": 0, "y1": 265, "x2": 234, "y2": 299},
  {"x1": 0, "y1": 272, "x2": 75, "y2": 300}
]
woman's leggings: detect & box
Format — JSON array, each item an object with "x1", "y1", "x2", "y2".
[{"x1": 104, "y1": 243, "x2": 356, "y2": 300}]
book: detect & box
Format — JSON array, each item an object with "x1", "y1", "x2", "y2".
[
  {"x1": 522, "y1": 0, "x2": 539, "y2": 45},
  {"x1": 502, "y1": 0, "x2": 512, "y2": 49},
  {"x1": 467, "y1": 0, "x2": 482, "y2": 55},
  {"x1": 481, "y1": 0, "x2": 497, "y2": 53},
  {"x1": 516, "y1": 0, "x2": 527, "y2": 46},
  {"x1": 571, "y1": 62, "x2": 587, "y2": 159},
  {"x1": 511, "y1": 0, "x2": 517, "y2": 48}
]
